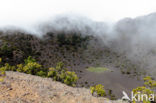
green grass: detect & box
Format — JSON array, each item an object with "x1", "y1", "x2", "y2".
[{"x1": 87, "y1": 67, "x2": 109, "y2": 73}]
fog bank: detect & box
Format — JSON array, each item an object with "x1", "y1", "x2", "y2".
[{"x1": 1, "y1": 12, "x2": 156, "y2": 76}]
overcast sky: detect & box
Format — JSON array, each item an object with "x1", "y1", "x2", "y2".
[{"x1": 0, "y1": 0, "x2": 156, "y2": 27}]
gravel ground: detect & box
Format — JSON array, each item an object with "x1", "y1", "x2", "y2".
[{"x1": 0, "y1": 71, "x2": 128, "y2": 103}]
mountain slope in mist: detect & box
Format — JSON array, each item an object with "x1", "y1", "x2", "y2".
[
  {"x1": 0, "y1": 29, "x2": 144, "y2": 98},
  {"x1": 0, "y1": 12, "x2": 156, "y2": 98},
  {"x1": 33, "y1": 12, "x2": 156, "y2": 76},
  {"x1": 110, "y1": 13, "x2": 156, "y2": 74}
]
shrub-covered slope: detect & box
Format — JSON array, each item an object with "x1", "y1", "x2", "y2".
[{"x1": 0, "y1": 30, "x2": 146, "y2": 98}]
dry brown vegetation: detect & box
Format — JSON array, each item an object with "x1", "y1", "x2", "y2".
[{"x1": 0, "y1": 71, "x2": 127, "y2": 103}]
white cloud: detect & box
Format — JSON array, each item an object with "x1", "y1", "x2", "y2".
[{"x1": 0, "y1": 0, "x2": 155, "y2": 26}]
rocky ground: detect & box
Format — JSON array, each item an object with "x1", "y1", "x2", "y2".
[{"x1": 0, "y1": 71, "x2": 127, "y2": 103}]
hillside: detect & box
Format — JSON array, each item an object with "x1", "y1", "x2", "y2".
[
  {"x1": 0, "y1": 71, "x2": 127, "y2": 103},
  {"x1": 0, "y1": 31, "x2": 145, "y2": 98}
]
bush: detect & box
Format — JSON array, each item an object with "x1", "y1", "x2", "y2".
[
  {"x1": 16, "y1": 64, "x2": 24, "y2": 72},
  {"x1": 61, "y1": 71, "x2": 78, "y2": 86},
  {"x1": 0, "y1": 56, "x2": 46, "y2": 76},
  {"x1": 24, "y1": 56, "x2": 36, "y2": 64},
  {"x1": 48, "y1": 62, "x2": 78, "y2": 86},
  {"x1": 22, "y1": 62, "x2": 42, "y2": 75},
  {"x1": 0, "y1": 58, "x2": 6, "y2": 82},
  {"x1": 17, "y1": 56, "x2": 47, "y2": 75},
  {"x1": 0, "y1": 57, "x2": 78, "y2": 87},
  {"x1": 90, "y1": 84, "x2": 106, "y2": 97},
  {"x1": 144, "y1": 76, "x2": 156, "y2": 88},
  {"x1": 0, "y1": 71, "x2": 5, "y2": 82},
  {"x1": 48, "y1": 67, "x2": 58, "y2": 80},
  {"x1": 36, "y1": 71, "x2": 47, "y2": 77},
  {"x1": 0, "y1": 58, "x2": 2, "y2": 67},
  {"x1": 0, "y1": 63, "x2": 16, "y2": 71},
  {"x1": 132, "y1": 76, "x2": 156, "y2": 103},
  {"x1": 132, "y1": 86, "x2": 155, "y2": 103}
]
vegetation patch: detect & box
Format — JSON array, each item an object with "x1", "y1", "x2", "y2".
[
  {"x1": 90, "y1": 84, "x2": 106, "y2": 97},
  {"x1": 0, "y1": 58, "x2": 6, "y2": 82},
  {"x1": 132, "y1": 76, "x2": 156, "y2": 103},
  {"x1": 87, "y1": 67, "x2": 109, "y2": 73},
  {"x1": 0, "y1": 56, "x2": 78, "y2": 86}
]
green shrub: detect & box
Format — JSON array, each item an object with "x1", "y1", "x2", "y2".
[
  {"x1": 90, "y1": 84, "x2": 106, "y2": 97},
  {"x1": 0, "y1": 58, "x2": 2, "y2": 63},
  {"x1": 0, "y1": 58, "x2": 6, "y2": 82},
  {"x1": 0, "y1": 71, "x2": 5, "y2": 82},
  {"x1": 16, "y1": 64, "x2": 24, "y2": 72},
  {"x1": 132, "y1": 86, "x2": 155, "y2": 103},
  {"x1": 48, "y1": 62, "x2": 78, "y2": 86},
  {"x1": 132, "y1": 76, "x2": 156, "y2": 103},
  {"x1": 48, "y1": 67, "x2": 58, "y2": 79},
  {"x1": 36, "y1": 71, "x2": 47, "y2": 77},
  {"x1": 17, "y1": 56, "x2": 44, "y2": 75},
  {"x1": 0, "y1": 63, "x2": 16, "y2": 71},
  {"x1": 0, "y1": 58, "x2": 2, "y2": 67},
  {"x1": 144, "y1": 76, "x2": 156, "y2": 88},
  {"x1": 61, "y1": 71, "x2": 78, "y2": 86},
  {"x1": 24, "y1": 56, "x2": 36, "y2": 64},
  {"x1": 22, "y1": 62, "x2": 42, "y2": 75},
  {"x1": 0, "y1": 57, "x2": 78, "y2": 87},
  {"x1": 0, "y1": 56, "x2": 43, "y2": 75}
]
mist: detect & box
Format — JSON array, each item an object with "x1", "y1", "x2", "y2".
[
  {"x1": 110, "y1": 13, "x2": 156, "y2": 74},
  {"x1": 33, "y1": 12, "x2": 156, "y2": 76},
  {"x1": 1, "y1": 12, "x2": 156, "y2": 76}
]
